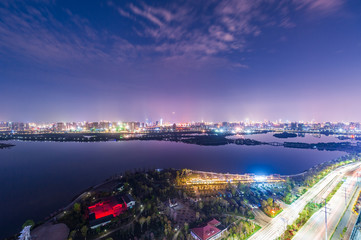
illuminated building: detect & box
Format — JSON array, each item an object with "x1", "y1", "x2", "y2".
[{"x1": 88, "y1": 195, "x2": 128, "y2": 229}]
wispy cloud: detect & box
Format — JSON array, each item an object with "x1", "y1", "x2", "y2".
[
  {"x1": 110, "y1": 0, "x2": 343, "y2": 61},
  {"x1": 294, "y1": 0, "x2": 344, "y2": 13},
  {"x1": 0, "y1": 1, "x2": 137, "y2": 66},
  {"x1": 0, "y1": 0, "x2": 346, "y2": 70},
  {"x1": 233, "y1": 63, "x2": 249, "y2": 69}
]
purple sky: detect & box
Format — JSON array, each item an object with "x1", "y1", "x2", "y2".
[{"x1": 1, "y1": 0, "x2": 361, "y2": 123}]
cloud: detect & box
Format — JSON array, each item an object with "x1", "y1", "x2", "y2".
[
  {"x1": 279, "y1": 17, "x2": 296, "y2": 28},
  {"x1": 233, "y1": 63, "x2": 249, "y2": 69},
  {"x1": 117, "y1": 8, "x2": 132, "y2": 19},
  {"x1": 129, "y1": 4, "x2": 166, "y2": 27},
  {"x1": 0, "y1": 1, "x2": 136, "y2": 66},
  {"x1": 0, "y1": 0, "x2": 346, "y2": 70},
  {"x1": 294, "y1": 0, "x2": 344, "y2": 12},
  {"x1": 111, "y1": 0, "x2": 262, "y2": 58}
]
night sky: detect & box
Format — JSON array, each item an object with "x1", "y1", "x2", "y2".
[{"x1": 1, "y1": 0, "x2": 361, "y2": 123}]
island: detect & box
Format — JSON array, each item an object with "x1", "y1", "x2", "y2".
[{"x1": 273, "y1": 132, "x2": 297, "y2": 138}]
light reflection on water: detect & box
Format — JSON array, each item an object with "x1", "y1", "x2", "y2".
[{"x1": 0, "y1": 136, "x2": 346, "y2": 238}]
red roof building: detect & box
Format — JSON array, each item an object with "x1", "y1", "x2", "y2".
[
  {"x1": 190, "y1": 219, "x2": 225, "y2": 240},
  {"x1": 88, "y1": 197, "x2": 127, "y2": 220},
  {"x1": 88, "y1": 195, "x2": 128, "y2": 229}
]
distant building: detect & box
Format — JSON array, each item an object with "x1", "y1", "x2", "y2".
[
  {"x1": 56, "y1": 122, "x2": 65, "y2": 131},
  {"x1": 190, "y1": 218, "x2": 225, "y2": 240}
]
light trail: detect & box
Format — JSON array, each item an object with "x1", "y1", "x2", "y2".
[
  {"x1": 293, "y1": 165, "x2": 361, "y2": 240},
  {"x1": 248, "y1": 162, "x2": 361, "y2": 240}
]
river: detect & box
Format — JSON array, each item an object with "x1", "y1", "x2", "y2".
[{"x1": 0, "y1": 133, "x2": 348, "y2": 238}]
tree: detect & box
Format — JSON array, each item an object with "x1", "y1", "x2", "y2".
[
  {"x1": 74, "y1": 203, "x2": 81, "y2": 214},
  {"x1": 81, "y1": 225, "x2": 88, "y2": 239},
  {"x1": 22, "y1": 219, "x2": 35, "y2": 229},
  {"x1": 284, "y1": 193, "x2": 292, "y2": 204},
  {"x1": 198, "y1": 201, "x2": 203, "y2": 210},
  {"x1": 184, "y1": 222, "x2": 189, "y2": 233},
  {"x1": 239, "y1": 206, "x2": 245, "y2": 216},
  {"x1": 68, "y1": 230, "x2": 76, "y2": 240},
  {"x1": 239, "y1": 232, "x2": 245, "y2": 239},
  {"x1": 267, "y1": 198, "x2": 273, "y2": 207},
  {"x1": 231, "y1": 187, "x2": 236, "y2": 196},
  {"x1": 183, "y1": 192, "x2": 187, "y2": 199},
  {"x1": 146, "y1": 216, "x2": 151, "y2": 230},
  {"x1": 261, "y1": 200, "x2": 267, "y2": 209},
  {"x1": 139, "y1": 216, "x2": 146, "y2": 232}
]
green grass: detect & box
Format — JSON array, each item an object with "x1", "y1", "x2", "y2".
[
  {"x1": 270, "y1": 209, "x2": 283, "y2": 218},
  {"x1": 244, "y1": 225, "x2": 261, "y2": 240},
  {"x1": 325, "y1": 180, "x2": 344, "y2": 204}
]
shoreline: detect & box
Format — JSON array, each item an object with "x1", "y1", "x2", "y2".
[
  {"x1": 0, "y1": 143, "x2": 15, "y2": 149},
  {"x1": 6, "y1": 153, "x2": 356, "y2": 239},
  {"x1": 1, "y1": 131, "x2": 360, "y2": 153}
]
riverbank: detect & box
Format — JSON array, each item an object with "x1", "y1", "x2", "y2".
[
  {"x1": 1, "y1": 132, "x2": 360, "y2": 153},
  {"x1": 0, "y1": 143, "x2": 15, "y2": 149},
  {"x1": 7, "y1": 154, "x2": 358, "y2": 240}
]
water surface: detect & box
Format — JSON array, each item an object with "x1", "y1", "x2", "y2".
[{"x1": 0, "y1": 138, "x2": 345, "y2": 238}]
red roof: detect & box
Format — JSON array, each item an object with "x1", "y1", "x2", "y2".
[
  {"x1": 207, "y1": 218, "x2": 220, "y2": 227},
  {"x1": 88, "y1": 197, "x2": 127, "y2": 220},
  {"x1": 191, "y1": 221, "x2": 221, "y2": 240}
]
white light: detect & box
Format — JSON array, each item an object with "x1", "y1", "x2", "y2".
[{"x1": 255, "y1": 176, "x2": 266, "y2": 182}]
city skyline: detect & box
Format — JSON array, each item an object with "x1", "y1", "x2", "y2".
[
  {"x1": 3, "y1": 118, "x2": 361, "y2": 125},
  {"x1": 2, "y1": 118, "x2": 361, "y2": 134},
  {"x1": 1, "y1": 0, "x2": 361, "y2": 122}
]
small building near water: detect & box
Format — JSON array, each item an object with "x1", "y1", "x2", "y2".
[{"x1": 122, "y1": 194, "x2": 136, "y2": 209}]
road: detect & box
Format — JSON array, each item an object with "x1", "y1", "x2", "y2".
[
  {"x1": 293, "y1": 165, "x2": 361, "y2": 240},
  {"x1": 331, "y1": 185, "x2": 360, "y2": 240},
  {"x1": 248, "y1": 162, "x2": 361, "y2": 240},
  {"x1": 253, "y1": 208, "x2": 272, "y2": 227}
]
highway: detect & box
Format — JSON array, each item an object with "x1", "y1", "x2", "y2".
[
  {"x1": 248, "y1": 162, "x2": 361, "y2": 240},
  {"x1": 331, "y1": 185, "x2": 360, "y2": 240},
  {"x1": 293, "y1": 164, "x2": 361, "y2": 240}
]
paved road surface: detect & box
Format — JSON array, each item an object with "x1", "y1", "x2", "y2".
[
  {"x1": 249, "y1": 162, "x2": 361, "y2": 240},
  {"x1": 293, "y1": 165, "x2": 361, "y2": 240},
  {"x1": 331, "y1": 185, "x2": 360, "y2": 240}
]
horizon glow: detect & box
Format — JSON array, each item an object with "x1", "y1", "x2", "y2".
[{"x1": 1, "y1": 0, "x2": 361, "y2": 122}]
